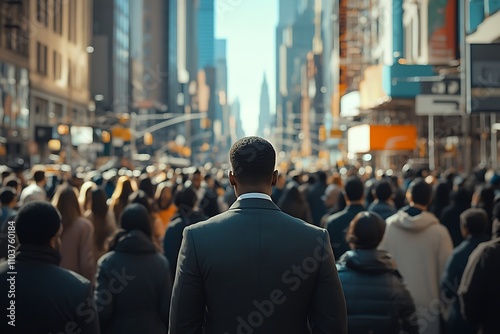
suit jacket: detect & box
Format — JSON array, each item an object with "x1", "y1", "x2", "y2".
[{"x1": 169, "y1": 198, "x2": 347, "y2": 334}]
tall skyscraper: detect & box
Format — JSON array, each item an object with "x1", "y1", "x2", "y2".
[
  {"x1": 258, "y1": 75, "x2": 271, "y2": 137},
  {"x1": 0, "y1": 0, "x2": 29, "y2": 165},
  {"x1": 197, "y1": 0, "x2": 215, "y2": 69},
  {"x1": 29, "y1": 0, "x2": 93, "y2": 163},
  {"x1": 92, "y1": 0, "x2": 130, "y2": 114}
]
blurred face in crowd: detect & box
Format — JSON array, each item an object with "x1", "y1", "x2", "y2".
[{"x1": 192, "y1": 173, "x2": 202, "y2": 189}]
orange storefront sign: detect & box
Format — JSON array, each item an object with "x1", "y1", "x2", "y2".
[{"x1": 348, "y1": 124, "x2": 417, "y2": 153}]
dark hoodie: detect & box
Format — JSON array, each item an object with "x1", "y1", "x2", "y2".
[
  {"x1": 440, "y1": 189, "x2": 473, "y2": 247},
  {"x1": 336, "y1": 249, "x2": 419, "y2": 334},
  {"x1": 95, "y1": 230, "x2": 173, "y2": 334}
]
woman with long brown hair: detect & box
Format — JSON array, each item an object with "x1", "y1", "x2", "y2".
[
  {"x1": 51, "y1": 184, "x2": 95, "y2": 281},
  {"x1": 85, "y1": 187, "x2": 117, "y2": 263},
  {"x1": 109, "y1": 176, "x2": 137, "y2": 223}
]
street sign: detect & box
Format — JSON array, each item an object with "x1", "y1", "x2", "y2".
[{"x1": 415, "y1": 94, "x2": 462, "y2": 116}]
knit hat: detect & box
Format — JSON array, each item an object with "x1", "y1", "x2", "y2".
[
  {"x1": 16, "y1": 201, "x2": 61, "y2": 245},
  {"x1": 346, "y1": 211, "x2": 386, "y2": 249}
]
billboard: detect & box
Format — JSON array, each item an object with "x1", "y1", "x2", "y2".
[
  {"x1": 468, "y1": 43, "x2": 500, "y2": 113},
  {"x1": 428, "y1": 0, "x2": 457, "y2": 63}
]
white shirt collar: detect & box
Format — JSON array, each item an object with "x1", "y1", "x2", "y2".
[{"x1": 237, "y1": 193, "x2": 272, "y2": 202}]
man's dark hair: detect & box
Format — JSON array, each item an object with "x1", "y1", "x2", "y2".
[
  {"x1": 174, "y1": 187, "x2": 198, "y2": 211},
  {"x1": 3, "y1": 176, "x2": 20, "y2": 189},
  {"x1": 317, "y1": 171, "x2": 327, "y2": 184},
  {"x1": 229, "y1": 136, "x2": 276, "y2": 185},
  {"x1": 373, "y1": 181, "x2": 393, "y2": 202},
  {"x1": 344, "y1": 177, "x2": 364, "y2": 202},
  {"x1": 33, "y1": 170, "x2": 45, "y2": 183},
  {"x1": 0, "y1": 187, "x2": 16, "y2": 205},
  {"x1": 460, "y1": 208, "x2": 487, "y2": 236},
  {"x1": 408, "y1": 178, "x2": 433, "y2": 206}
]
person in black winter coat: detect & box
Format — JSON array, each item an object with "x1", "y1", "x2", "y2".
[
  {"x1": 441, "y1": 208, "x2": 490, "y2": 334},
  {"x1": 367, "y1": 180, "x2": 397, "y2": 220},
  {"x1": 337, "y1": 211, "x2": 419, "y2": 334},
  {"x1": 95, "y1": 204, "x2": 172, "y2": 334},
  {"x1": 163, "y1": 187, "x2": 207, "y2": 278},
  {"x1": 459, "y1": 232, "x2": 500, "y2": 334},
  {"x1": 0, "y1": 201, "x2": 100, "y2": 334},
  {"x1": 324, "y1": 176, "x2": 365, "y2": 259},
  {"x1": 440, "y1": 188, "x2": 473, "y2": 247}
]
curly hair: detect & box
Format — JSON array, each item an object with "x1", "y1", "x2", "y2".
[{"x1": 229, "y1": 136, "x2": 276, "y2": 185}]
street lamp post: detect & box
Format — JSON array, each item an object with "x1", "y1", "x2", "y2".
[{"x1": 129, "y1": 112, "x2": 207, "y2": 158}]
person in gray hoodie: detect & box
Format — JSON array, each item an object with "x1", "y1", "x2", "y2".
[{"x1": 379, "y1": 178, "x2": 453, "y2": 334}]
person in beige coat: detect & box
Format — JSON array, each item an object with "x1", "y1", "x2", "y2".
[
  {"x1": 52, "y1": 185, "x2": 96, "y2": 282},
  {"x1": 379, "y1": 178, "x2": 453, "y2": 334}
]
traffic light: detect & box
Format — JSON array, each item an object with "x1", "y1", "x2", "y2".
[
  {"x1": 319, "y1": 125, "x2": 326, "y2": 141},
  {"x1": 144, "y1": 132, "x2": 153, "y2": 146},
  {"x1": 101, "y1": 131, "x2": 111, "y2": 144}
]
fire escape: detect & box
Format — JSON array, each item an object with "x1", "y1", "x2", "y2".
[{"x1": 0, "y1": 0, "x2": 29, "y2": 57}]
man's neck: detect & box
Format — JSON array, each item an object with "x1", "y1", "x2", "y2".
[{"x1": 346, "y1": 200, "x2": 364, "y2": 206}]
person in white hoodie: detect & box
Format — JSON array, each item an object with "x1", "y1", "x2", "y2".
[{"x1": 380, "y1": 178, "x2": 453, "y2": 334}]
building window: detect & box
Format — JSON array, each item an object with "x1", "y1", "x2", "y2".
[
  {"x1": 67, "y1": 59, "x2": 72, "y2": 87},
  {"x1": 53, "y1": 103, "x2": 63, "y2": 123},
  {"x1": 53, "y1": 51, "x2": 62, "y2": 80},
  {"x1": 53, "y1": 0, "x2": 64, "y2": 34},
  {"x1": 36, "y1": 0, "x2": 49, "y2": 26},
  {"x1": 68, "y1": 0, "x2": 77, "y2": 43},
  {"x1": 36, "y1": 43, "x2": 48, "y2": 75}
]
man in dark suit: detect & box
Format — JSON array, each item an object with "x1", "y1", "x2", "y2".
[{"x1": 169, "y1": 136, "x2": 347, "y2": 334}]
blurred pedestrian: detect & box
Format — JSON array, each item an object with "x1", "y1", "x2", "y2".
[
  {"x1": 79, "y1": 181, "x2": 96, "y2": 213},
  {"x1": 163, "y1": 186, "x2": 207, "y2": 278},
  {"x1": 380, "y1": 178, "x2": 453, "y2": 334},
  {"x1": 337, "y1": 211, "x2": 418, "y2": 334},
  {"x1": 367, "y1": 180, "x2": 397, "y2": 220},
  {"x1": 52, "y1": 185, "x2": 96, "y2": 281},
  {"x1": 271, "y1": 173, "x2": 286, "y2": 204},
  {"x1": 429, "y1": 181, "x2": 451, "y2": 221},
  {"x1": 155, "y1": 181, "x2": 177, "y2": 236},
  {"x1": 441, "y1": 209, "x2": 489, "y2": 334},
  {"x1": 109, "y1": 176, "x2": 137, "y2": 223},
  {"x1": 307, "y1": 171, "x2": 328, "y2": 226},
  {"x1": 95, "y1": 204, "x2": 172, "y2": 334},
  {"x1": 0, "y1": 187, "x2": 18, "y2": 260},
  {"x1": 128, "y1": 190, "x2": 163, "y2": 251},
  {"x1": 277, "y1": 181, "x2": 313, "y2": 223},
  {"x1": 472, "y1": 184, "x2": 495, "y2": 235},
  {"x1": 19, "y1": 167, "x2": 47, "y2": 205},
  {"x1": 324, "y1": 176, "x2": 365, "y2": 260},
  {"x1": 0, "y1": 202, "x2": 99, "y2": 334},
  {"x1": 440, "y1": 188, "x2": 473, "y2": 247},
  {"x1": 85, "y1": 187, "x2": 117, "y2": 263},
  {"x1": 459, "y1": 226, "x2": 500, "y2": 334}
]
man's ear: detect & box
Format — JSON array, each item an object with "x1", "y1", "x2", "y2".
[
  {"x1": 229, "y1": 171, "x2": 236, "y2": 187},
  {"x1": 271, "y1": 170, "x2": 278, "y2": 187}
]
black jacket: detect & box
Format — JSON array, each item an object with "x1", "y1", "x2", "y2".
[
  {"x1": 441, "y1": 235, "x2": 489, "y2": 334},
  {"x1": 163, "y1": 211, "x2": 207, "y2": 278},
  {"x1": 324, "y1": 204, "x2": 365, "y2": 260},
  {"x1": 169, "y1": 198, "x2": 347, "y2": 334},
  {"x1": 95, "y1": 230, "x2": 172, "y2": 334},
  {"x1": 337, "y1": 249, "x2": 419, "y2": 334},
  {"x1": 459, "y1": 237, "x2": 500, "y2": 334},
  {"x1": 307, "y1": 181, "x2": 327, "y2": 226},
  {"x1": 440, "y1": 203, "x2": 470, "y2": 247},
  {"x1": 0, "y1": 245, "x2": 99, "y2": 333}
]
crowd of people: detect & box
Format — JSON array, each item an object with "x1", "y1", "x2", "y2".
[{"x1": 0, "y1": 136, "x2": 499, "y2": 333}]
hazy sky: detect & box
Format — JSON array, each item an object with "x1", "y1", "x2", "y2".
[{"x1": 215, "y1": 0, "x2": 278, "y2": 136}]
